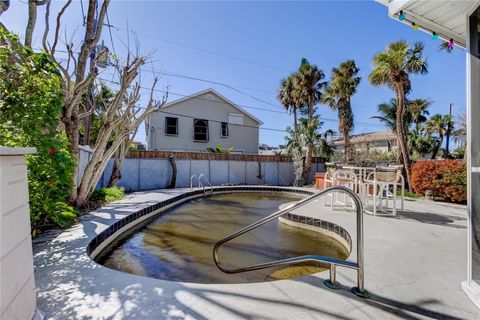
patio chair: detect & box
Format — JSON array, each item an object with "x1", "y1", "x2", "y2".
[
  {"x1": 323, "y1": 165, "x2": 358, "y2": 208},
  {"x1": 362, "y1": 165, "x2": 404, "y2": 216}
]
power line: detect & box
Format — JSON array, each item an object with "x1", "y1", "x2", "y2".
[
  {"x1": 113, "y1": 26, "x2": 290, "y2": 73},
  {"x1": 97, "y1": 77, "x2": 385, "y2": 128},
  {"x1": 45, "y1": 49, "x2": 383, "y2": 112},
  {"x1": 98, "y1": 77, "x2": 286, "y2": 114},
  {"x1": 159, "y1": 70, "x2": 277, "y2": 95},
  {"x1": 105, "y1": 10, "x2": 116, "y2": 56}
]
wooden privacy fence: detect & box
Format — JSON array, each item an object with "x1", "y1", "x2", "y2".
[{"x1": 128, "y1": 150, "x2": 326, "y2": 163}]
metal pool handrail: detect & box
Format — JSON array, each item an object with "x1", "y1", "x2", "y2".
[
  {"x1": 212, "y1": 186, "x2": 369, "y2": 298},
  {"x1": 198, "y1": 173, "x2": 213, "y2": 195},
  {"x1": 190, "y1": 175, "x2": 198, "y2": 189}
]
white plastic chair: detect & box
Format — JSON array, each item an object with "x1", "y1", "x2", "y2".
[
  {"x1": 362, "y1": 166, "x2": 404, "y2": 216},
  {"x1": 324, "y1": 166, "x2": 358, "y2": 208}
]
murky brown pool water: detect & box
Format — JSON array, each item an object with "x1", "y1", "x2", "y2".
[{"x1": 97, "y1": 192, "x2": 349, "y2": 283}]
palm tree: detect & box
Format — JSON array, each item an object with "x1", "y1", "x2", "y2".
[
  {"x1": 292, "y1": 58, "x2": 327, "y2": 182},
  {"x1": 425, "y1": 114, "x2": 454, "y2": 159},
  {"x1": 407, "y1": 99, "x2": 430, "y2": 127},
  {"x1": 408, "y1": 126, "x2": 436, "y2": 159},
  {"x1": 318, "y1": 129, "x2": 335, "y2": 160},
  {"x1": 371, "y1": 99, "x2": 397, "y2": 131},
  {"x1": 369, "y1": 41, "x2": 428, "y2": 189},
  {"x1": 323, "y1": 60, "x2": 360, "y2": 162},
  {"x1": 285, "y1": 118, "x2": 331, "y2": 185},
  {"x1": 278, "y1": 75, "x2": 300, "y2": 130},
  {"x1": 371, "y1": 98, "x2": 430, "y2": 132},
  {"x1": 285, "y1": 126, "x2": 307, "y2": 187},
  {"x1": 294, "y1": 58, "x2": 327, "y2": 121}
]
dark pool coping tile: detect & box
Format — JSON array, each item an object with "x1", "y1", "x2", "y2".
[{"x1": 86, "y1": 186, "x2": 349, "y2": 256}]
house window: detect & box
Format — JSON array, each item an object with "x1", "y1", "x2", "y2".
[
  {"x1": 194, "y1": 119, "x2": 209, "y2": 141},
  {"x1": 165, "y1": 117, "x2": 178, "y2": 135},
  {"x1": 221, "y1": 122, "x2": 229, "y2": 137}
]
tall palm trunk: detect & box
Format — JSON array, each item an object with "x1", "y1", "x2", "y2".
[
  {"x1": 431, "y1": 135, "x2": 444, "y2": 159},
  {"x1": 302, "y1": 146, "x2": 313, "y2": 183},
  {"x1": 303, "y1": 101, "x2": 314, "y2": 182},
  {"x1": 395, "y1": 84, "x2": 412, "y2": 191},
  {"x1": 293, "y1": 107, "x2": 298, "y2": 131},
  {"x1": 343, "y1": 129, "x2": 350, "y2": 163}
]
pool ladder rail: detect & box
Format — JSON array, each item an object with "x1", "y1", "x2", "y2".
[
  {"x1": 212, "y1": 186, "x2": 369, "y2": 298},
  {"x1": 199, "y1": 174, "x2": 213, "y2": 196},
  {"x1": 190, "y1": 174, "x2": 213, "y2": 196}
]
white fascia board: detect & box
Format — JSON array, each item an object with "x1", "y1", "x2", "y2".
[
  {"x1": 386, "y1": 0, "x2": 415, "y2": 17},
  {"x1": 381, "y1": 0, "x2": 470, "y2": 47}
]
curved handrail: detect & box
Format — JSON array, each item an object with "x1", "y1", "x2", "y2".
[
  {"x1": 190, "y1": 175, "x2": 198, "y2": 189},
  {"x1": 198, "y1": 173, "x2": 213, "y2": 195},
  {"x1": 212, "y1": 186, "x2": 368, "y2": 297}
]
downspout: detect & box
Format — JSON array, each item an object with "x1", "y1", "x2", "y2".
[{"x1": 167, "y1": 155, "x2": 176, "y2": 189}]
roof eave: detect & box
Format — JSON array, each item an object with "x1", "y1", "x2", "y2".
[
  {"x1": 377, "y1": 0, "x2": 480, "y2": 48},
  {"x1": 159, "y1": 88, "x2": 264, "y2": 125}
]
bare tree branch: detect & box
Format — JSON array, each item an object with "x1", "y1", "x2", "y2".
[
  {"x1": 51, "y1": 0, "x2": 72, "y2": 55},
  {"x1": 41, "y1": 0, "x2": 51, "y2": 51},
  {"x1": 25, "y1": 0, "x2": 37, "y2": 47}
]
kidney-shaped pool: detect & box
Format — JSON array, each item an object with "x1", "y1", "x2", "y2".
[{"x1": 95, "y1": 192, "x2": 349, "y2": 283}]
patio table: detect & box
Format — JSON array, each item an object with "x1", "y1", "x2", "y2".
[{"x1": 341, "y1": 166, "x2": 375, "y2": 191}]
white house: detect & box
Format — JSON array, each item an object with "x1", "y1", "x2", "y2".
[
  {"x1": 378, "y1": 0, "x2": 480, "y2": 310},
  {"x1": 145, "y1": 89, "x2": 263, "y2": 154},
  {"x1": 329, "y1": 130, "x2": 397, "y2": 154}
]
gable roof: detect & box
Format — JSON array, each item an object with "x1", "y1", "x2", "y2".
[{"x1": 159, "y1": 88, "x2": 264, "y2": 125}]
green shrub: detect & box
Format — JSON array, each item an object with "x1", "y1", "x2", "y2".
[
  {"x1": 90, "y1": 187, "x2": 125, "y2": 203},
  {"x1": 0, "y1": 27, "x2": 76, "y2": 234}
]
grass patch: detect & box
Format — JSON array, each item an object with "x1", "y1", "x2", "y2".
[
  {"x1": 397, "y1": 190, "x2": 419, "y2": 199},
  {"x1": 90, "y1": 186, "x2": 125, "y2": 203}
]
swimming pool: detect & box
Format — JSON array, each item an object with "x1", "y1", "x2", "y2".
[{"x1": 95, "y1": 191, "x2": 349, "y2": 284}]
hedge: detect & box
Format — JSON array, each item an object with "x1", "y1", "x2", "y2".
[{"x1": 410, "y1": 160, "x2": 466, "y2": 203}]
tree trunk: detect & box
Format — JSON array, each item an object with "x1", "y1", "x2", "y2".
[
  {"x1": 63, "y1": 114, "x2": 80, "y2": 203},
  {"x1": 395, "y1": 84, "x2": 412, "y2": 191},
  {"x1": 343, "y1": 128, "x2": 350, "y2": 164},
  {"x1": 308, "y1": 101, "x2": 314, "y2": 122},
  {"x1": 293, "y1": 107, "x2": 298, "y2": 131},
  {"x1": 25, "y1": 1, "x2": 37, "y2": 47},
  {"x1": 107, "y1": 152, "x2": 122, "y2": 187},
  {"x1": 303, "y1": 146, "x2": 313, "y2": 183},
  {"x1": 431, "y1": 135, "x2": 444, "y2": 159}
]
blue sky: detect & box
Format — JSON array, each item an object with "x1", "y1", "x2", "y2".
[{"x1": 2, "y1": 1, "x2": 466, "y2": 147}]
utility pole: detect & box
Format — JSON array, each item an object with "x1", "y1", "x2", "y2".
[{"x1": 445, "y1": 103, "x2": 453, "y2": 158}]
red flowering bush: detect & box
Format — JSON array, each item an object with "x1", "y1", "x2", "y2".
[
  {"x1": 0, "y1": 28, "x2": 75, "y2": 234},
  {"x1": 411, "y1": 160, "x2": 466, "y2": 203}
]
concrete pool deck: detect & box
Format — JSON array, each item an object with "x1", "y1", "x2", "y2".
[{"x1": 33, "y1": 187, "x2": 479, "y2": 319}]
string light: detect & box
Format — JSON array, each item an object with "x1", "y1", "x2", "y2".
[
  {"x1": 448, "y1": 39, "x2": 454, "y2": 50},
  {"x1": 396, "y1": 11, "x2": 455, "y2": 48}
]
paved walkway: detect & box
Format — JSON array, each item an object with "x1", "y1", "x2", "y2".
[{"x1": 33, "y1": 188, "x2": 479, "y2": 319}]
